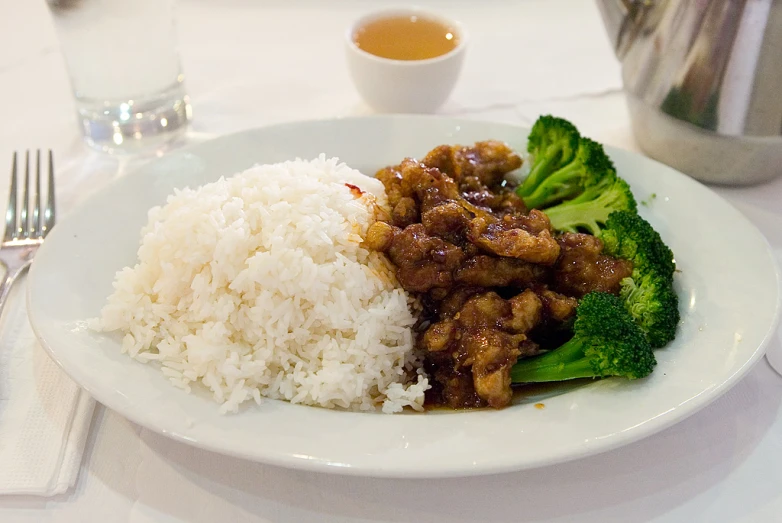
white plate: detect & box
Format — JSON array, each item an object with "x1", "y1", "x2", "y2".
[{"x1": 27, "y1": 116, "x2": 781, "y2": 478}]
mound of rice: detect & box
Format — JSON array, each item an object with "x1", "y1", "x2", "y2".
[{"x1": 96, "y1": 155, "x2": 429, "y2": 414}]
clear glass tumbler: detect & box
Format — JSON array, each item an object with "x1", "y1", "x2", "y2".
[{"x1": 46, "y1": 0, "x2": 191, "y2": 153}]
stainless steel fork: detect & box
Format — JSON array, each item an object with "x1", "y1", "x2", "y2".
[{"x1": 0, "y1": 150, "x2": 56, "y2": 316}]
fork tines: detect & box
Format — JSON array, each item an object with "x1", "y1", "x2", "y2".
[{"x1": 5, "y1": 150, "x2": 56, "y2": 243}]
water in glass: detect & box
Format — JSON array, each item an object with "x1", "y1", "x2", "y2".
[{"x1": 47, "y1": 0, "x2": 191, "y2": 152}]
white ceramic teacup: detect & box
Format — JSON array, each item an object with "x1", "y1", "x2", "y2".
[{"x1": 345, "y1": 8, "x2": 468, "y2": 113}]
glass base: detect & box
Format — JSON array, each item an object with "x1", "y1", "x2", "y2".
[{"x1": 76, "y1": 83, "x2": 192, "y2": 154}]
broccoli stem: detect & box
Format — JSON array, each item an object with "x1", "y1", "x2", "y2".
[
  {"x1": 519, "y1": 147, "x2": 563, "y2": 197},
  {"x1": 511, "y1": 358, "x2": 595, "y2": 383},
  {"x1": 544, "y1": 200, "x2": 605, "y2": 235},
  {"x1": 523, "y1": 162, "x2": 585, "y2": 208},
  {"x1": 510, "y1": 338, "x2": 593, "y2": 383}
]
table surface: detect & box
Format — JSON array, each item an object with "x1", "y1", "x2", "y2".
[{"x1": 1, "y1": 0, "x2": 782, "y2": 521}]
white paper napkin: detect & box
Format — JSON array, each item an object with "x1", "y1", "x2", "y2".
[{"x1": 0, "y1": 278, "x2": 95, "y2": 496}]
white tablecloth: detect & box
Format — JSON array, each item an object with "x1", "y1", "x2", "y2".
[{"x1": 1, "y1": 0, "x2": 781, "y2": 521}]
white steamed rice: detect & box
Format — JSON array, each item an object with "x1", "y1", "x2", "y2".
[{"x1": 95, "y1": 155, "x2": 429, "y2": 414}]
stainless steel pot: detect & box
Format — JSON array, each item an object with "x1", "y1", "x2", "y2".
[{"x1": 597, "y1": 0, "x2": 782, "y2": 185}]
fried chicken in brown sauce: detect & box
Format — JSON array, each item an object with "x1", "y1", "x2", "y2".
[{"x1": 367, "y1": 140, "x2": 633, "y2": 409}]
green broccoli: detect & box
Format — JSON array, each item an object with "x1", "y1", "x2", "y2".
[
  {"x1": 511, "y1": 292, "x2": 656, "y2": 383},
  {"x1": 515, "y1": 114, "x2": 679, "y2": 350},
  {"x1": 516, "y1": 115, "x2": 580, "y2": 198},
  {"x1": 599, "y1": 211, "x2": 679, "y2": 348},
  {"x1": 521, "y1": 137, "x2": 616, "y2": 209},
  {"x1": 619, "y1": 273, "x2": 679, "y2": 349},
  {"x1": 542, "y1": 175, "x2": 637, "y2": 235}
]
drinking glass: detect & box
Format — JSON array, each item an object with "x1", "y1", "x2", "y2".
[{"x1": 46, "y1": 0, "x2": 191, "y2": 153}]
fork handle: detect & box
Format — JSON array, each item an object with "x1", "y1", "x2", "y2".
[{"x1": 0, "y1": 262, "x2": 31, "y2": 319}]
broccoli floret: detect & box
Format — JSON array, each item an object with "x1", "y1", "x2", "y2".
[
  {"x1": 542, "y1": 175, "x2": 637, "y2": 235},
  {"x1": 517, "y1": 116, "x2": 580, "y2": 198},
  {"x1": 599, "y1": 211, "x2": 679, "y2": 348},
  {"x1": 620, "y1": 273, "x2": 679, "y2": 349},
  {"x1": 599, "y1": 210, "x2": 676, "y2": 285},
  {"x1": 520, "y1": 137, "x2": 616, "y2": 209},
  {"x1": 510, "y1": 292, "x2": 656, "y2": 383}
]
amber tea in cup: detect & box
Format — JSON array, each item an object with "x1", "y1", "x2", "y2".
[{"x1": 353, "y1": 14, "x2": 459, "y2": 61}]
